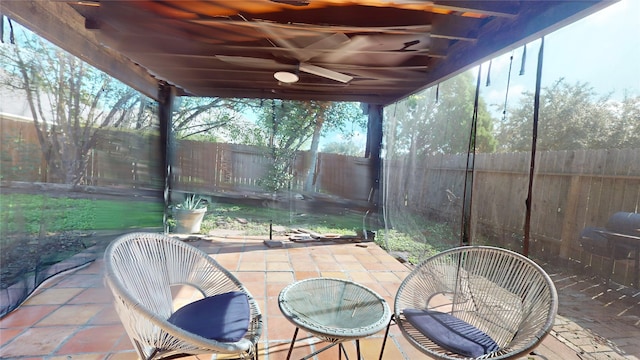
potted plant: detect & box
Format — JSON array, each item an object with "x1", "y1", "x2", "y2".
[{"x1": 172, "y1": 194, "x2": 207, "y2": 234}]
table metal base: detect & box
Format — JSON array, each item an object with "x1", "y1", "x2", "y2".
[{"x1": 285, "y1": 327, "x2": 362, "y2": 360}]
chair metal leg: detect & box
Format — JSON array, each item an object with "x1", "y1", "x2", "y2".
[
  {"x1": 254, "y1": 342, "x2": 259, "y2": 360},
  {"x1": 285, "y1": 327, "x2": 299, "y2": 360},
  {"x1": 379, "y1": 314, "x2": 395, "y2": 360}
]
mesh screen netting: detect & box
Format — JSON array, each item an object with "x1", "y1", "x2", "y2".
[
  {"x1": 2, "y1": 6, "x2": 640, "y2": 319},
  {"x1": 1, "y1": 22, "x2": 167, "y2": 317},
  {"x1": 379, "y1": 37, "x2": 639, "y2": 285}
]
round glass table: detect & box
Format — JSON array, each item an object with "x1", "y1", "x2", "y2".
[{"x1": 278, "y1": 277, "x2": 391, "y2": 360}]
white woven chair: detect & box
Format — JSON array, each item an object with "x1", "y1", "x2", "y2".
[
  {"x1": 381, "y1": 246, "x2": 557, "y2": 360},
  {"x1": 104, "y1": 232, "x2": 263, "y2": 360}
]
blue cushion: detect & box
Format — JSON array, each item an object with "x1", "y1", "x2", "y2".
[
  {"x1": 168, "y1": 291, "x2": 250, "y2": 342},
  {"x1": 403, "y1": 308, "x2": 499, "y2": 358}
]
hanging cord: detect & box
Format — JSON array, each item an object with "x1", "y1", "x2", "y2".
[
  {"x1": 1, "y1": 16, "x2": 15, "y2": 44},
  {"x1": 486, "y1": 60, "x2": 492, "y2": 87},
  {"x1": 502, "y1": 52, "x2": 515, "y2": 121},
  {"x1": 435, "y1": 83, "x2": 440, "y2": 103},
  {"x1": 524, "y1": 38, "x2": 544, "y2": 257},
  {"x1": 379, "y1": 102, "x2": 399, "y2": 253},
  {"x1": 519, "y1": 44, "x2": 527, "y2": 76},
  {"x1": 460, "y1": 65, "x2": 482, "y2": 246}
]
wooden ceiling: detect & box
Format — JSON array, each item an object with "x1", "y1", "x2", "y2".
[{"x1": 2, "y1": 0, "x2": 615, "y2": 105}]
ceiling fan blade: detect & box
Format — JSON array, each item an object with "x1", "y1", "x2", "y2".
[
  {"x1": 299, "y1": 63, "x2": 353, "y2": 83},
  {"x1": 215, "y1": 55, "x2": 291, "y2": 70},
  {"x1": 296, "y1": 33, "x2": 350, "y2": 62}
]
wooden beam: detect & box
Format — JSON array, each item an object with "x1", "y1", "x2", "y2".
[
  {"x1": 183, "y1": 85, "x2": 395, "y2": 104},
  {"x1": 1, "y1": 0, "x2": 160, "y2": 101},
  {"x1": 433, "y1": 1, "x2": 519, "y2": 18}
]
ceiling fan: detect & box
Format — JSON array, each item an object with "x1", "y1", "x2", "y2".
[{"x1": 215, "y1": 28, "x2": 354, "y2": 84}]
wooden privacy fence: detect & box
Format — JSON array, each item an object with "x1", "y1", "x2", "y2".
[
  {"x1": 172, "y1": 140, "x2": 374, "y2": 203},
  {"x1": 3, "y1": 116, "x2": 639, "y2": 284},
  {"x1": 0, "y1": 116, "x2": 374, "y2": 202},
  {"x1": 384, "y1": 149, "x2": 640, "y2": 286}
]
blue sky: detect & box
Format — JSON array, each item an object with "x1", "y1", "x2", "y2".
[
  {"x1": 333, "y1": 0, "x2": 640, "y2": 150},
  {"x1": 481, "y1": 0, "x2": 640, "y2": 111}
]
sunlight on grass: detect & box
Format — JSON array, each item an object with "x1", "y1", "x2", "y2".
[{"x1": 0, "y1": 194, "x2": 163, "y2": 234}]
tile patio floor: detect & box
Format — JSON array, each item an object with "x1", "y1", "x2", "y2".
[{"x1": 1, "y1": 231, "x2": 639, "y2": 360}]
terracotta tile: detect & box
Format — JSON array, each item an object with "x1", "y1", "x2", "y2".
[
  {"x1": 107, "y1": 350, "x2": 139, "y2": 360},
  {"x1": 334, "y1": 254, "x2": 359, "y2": 263},
  {"x1": 354, "y1": 254, "x2": 378, "y2": 264},
  {"x1": 54, "y1": 274, "x2": 102, "y2": 288},
  {"x1": 0, "y1": 305, "x2": 60, "y2": 328},
  {"x1": 314, "y1": 341, "x2": 341, "y2": 360},
  {"x1": 265, "y1": 252, "x2": 289, "y2": 262},
  {"x1": 243, "y1": 280, "x2": 266, "y2": 300},
  {"x1": 265, "y1": 340, "x2": 315, "y2": 360},
  {"x1": 214, "y1": 258, "x2": 241, "y2": 271},
  {"x1": 316, "y1": 261, "x2": 339, "y2": 271},
  {"x1": 0, "y1": 326, "x2": 75, "y2": 357},
  {"x1": 349, "y1": 271, "x2": 376, "y2": 283},
  {"x1": 238, "y1": 261, "x2": 265, "y2": 271},
  {"x1": 89, "y1": 306, "x2": 121, "y2": 325},
  {"x1": 532, "y1": 335, "x2": 577, "y2": 360},
  {"x1": 266, "y1": 316, "x2": 298, "y2": 342},
  {"x1": 266, "y1": 261, "x2": 291, "y2": 271},
  {"x1": 218, "y1": 245, "x2": 244, "y2": 254},
  {"x1": 338, "y1": 339, "x2": 387, "y2": 360},
  {"x1": 75, "y1": 260, "x2": 104, "y2": 274},
  {"x1": 0, "y1": 327, "x2": 25, "y2": 345},
  {"x1": 377, "y1": 335, "x2": 408, "y2": 360},
  {"x1": 341, "y1": 261, "x2": 367, "y2": 271},
  {"x1": 266, "y1": 271, "x2": 294, "y2": 283},
  {"x1": 215, "y1": 252, "x2": 241, "y2": 263},
  {"x1": 310, "y1": 254, "x2": 335, "y2": 263},
  {"x1": 48, "y1": 354, "x2": 105, "y2": 360},
  {"x1": 0, "y1": 236, "x2": 632, "y2": 360},
  {"x1": 320, "y1": 271, "x2": 348, "y2": 279},
  {"x1": 294, "y1": 271, "x2": 320, "y2": 280},
  {"x1": 36, "y1": 304, "x2": 103, "y2": 326},
  {"x1": 361, "y1": 261, "x2": 393, "y2": 271},
  {"x1": 240, "y1": 251, "x2": 266, "y2": 261},
  {"x1": 391, "y1": 332, "x2": 431, "y2": 359},
  {"x1": 23, "y1": 288, "x2": 85, "y2": 305},
  {"x1": 266, "y1": 295, "x2": 283, "y2": 317},
  {"x1": 56, "y1": 325, "x2": 124, "y2": 354},
  {"x1": 291, "y1": 261, "x2": 317, "y2": 271},
  {"x1": 370, "y1": 271, "x2": 403, "y2": 282},
  {"x1": 233, "y1": 271, "x2": 266, "y2": 283},
  {"x1": 68, "y1": 287, "x2": 114, "y2": 304},
  {"x1": 111, "y1": 332, "x2": 135, "y2": 351},
  {"x1": 268, "y1": 283, "x2": 289, "y2": 297}
]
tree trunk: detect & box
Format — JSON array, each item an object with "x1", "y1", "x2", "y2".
[{"x1": 304, "y1": 116, "x2": 324, "y2": 192}]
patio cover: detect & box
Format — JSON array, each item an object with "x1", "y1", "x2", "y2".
[{"x1": 0, "y1": 0, "x2": 617, "y2": 104}]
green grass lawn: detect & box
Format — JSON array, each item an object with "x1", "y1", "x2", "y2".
[
  {"x1": 1, "y1": 193, "x2": 455, "y2": 266},
  {"x1": 198, "y1": 203, "x2": 367, "y2": 236},
  {"x1": 0, "y1": 193, "x2": 163, "y2": 234}
]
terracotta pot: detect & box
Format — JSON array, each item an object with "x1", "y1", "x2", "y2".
[{"x1": 173, "y1": 207, "x2": 207, "y2": 234}]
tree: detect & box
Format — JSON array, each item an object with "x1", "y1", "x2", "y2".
[
  {"x1": 171, "y1": 97, "x2": 256, "y2": 140},
  {"x1": 385, "y1": 70, "x2": 497, "y2": 157},
  {"x1": 606, "y1": 92, "x2": 640, "y2": 149},
  {"x1": 0, "y1": 24, "x2": 142, "y2": 185},
  {"x1": 497, "y1": 78, "x2": 639, "y2": 151},
  {"x1": 321, "y1": 141, "x2": 364, "y2": 156},
  {"x1": 249, "y1": 99, "x2": 365, "y2": 192}
]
